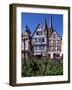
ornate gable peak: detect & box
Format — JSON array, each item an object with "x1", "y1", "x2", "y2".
[
  {"x1": 49, "y1": 30, "x2": 62, "y2": 40},
  {"x1": 37, "y1": 24, "x2": 42, "y2": 31}
]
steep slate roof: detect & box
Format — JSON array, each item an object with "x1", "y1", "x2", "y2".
[
  {"x1": 31, "y1": 25, "x2": 62, "y2": 40},
  {"x1": 31, "y1": 16, "x2": 62, "y2": 40},
  {"x1": 25, "y1": 25, "x2": 31, "y2": 35},
  {"x1": 31, "y1": 24, "x2": 41, "y2": 38},
  {"x1": 49, "y1": 29, "x2": 62, "y2": 40}
]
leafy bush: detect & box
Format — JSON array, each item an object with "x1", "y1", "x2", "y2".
[{"x1": 22, "y1": 59, "x2": 63, "y2": 77}]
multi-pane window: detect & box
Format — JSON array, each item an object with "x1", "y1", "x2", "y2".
[
  {"x1": 39, "y1": 45, "x2": 45, "y2": 50},
  {"x1": 49, "y1": 40, "x2": 56, "y2": 46},
  {"x1": 49, "y1": 40, "x2": 54, "y2": 46},
  {"x1": 53, "y1": 33, "x2": 56, "y2": 38},
  {"x1": 35, "y1": 45, "x2": 45, "y2": 50},
  {"x1": 39, "y1": 46, "x2": 41, "y2": 50},
  {"x1": 48, "y1": 46, "x2": 52, "y2": 51},
  {"x1": 35, "y1": 38, "x2": 37, "y2": 42},
  {"x1": 49, "y1": 40, "x2": 51, "y2": 46},
  {"x1": 36, "y1": 31, "x2": 42, "y2": 35},
  {"x1": 35, "y1": 46, "x2": 38, "y2": 50},
  {"x1": 56, "y1": 40, "x2": 61, "y2": 46},
  {"x1": 53, "y1": 40, "x2": 56, "y2": 46},
  {"x1": 33, "y1": 38, "x2": 45, "y2": 43},
  {"x1": 41, "y1": 45, "x2": 45, "y2": 50},
  {"x1": 57, "y1": 46, "x2": 61, "y2": 51},
  {"x1": 53, "y1": 46, "x2": 56, "y2": 51},
  {"x1": 39, "y1": 38, "x2": 45, "y2": 42},
  {"x1": 39, "y1": 38, "x2": 41, "y2": 42}
]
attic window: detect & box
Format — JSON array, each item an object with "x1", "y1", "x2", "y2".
[
  {"x1": 53, "y1": 33, "x2": 56, "y2": 38},
  {"x1": 36, "y1": 31, "x2": 42, "y2": 35},
  {"x1": 36, "y1": 32, "x2": 38, "y2": 35}
]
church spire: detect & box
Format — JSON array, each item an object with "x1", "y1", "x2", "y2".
[
  {"x1": 48, "y1": 16, "x2": 53, "y2": 37},
  {"x1": 25, "y1": 25, "x2": 31, "y2": 35},
  {"x1": 44, "y1": 17, "x2": 48, "y2": 30},
  {"x1": 50, "y1": 16, "x2": 53, "y2": 29}
]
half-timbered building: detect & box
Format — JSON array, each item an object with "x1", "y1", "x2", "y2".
[{"x1": 21, "y1": 16, "x2": 63, "y2": 60}]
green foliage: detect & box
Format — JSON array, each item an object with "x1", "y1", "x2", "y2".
[{"x1": 22, "y1": 59, "x2": 63, "y2": 77}]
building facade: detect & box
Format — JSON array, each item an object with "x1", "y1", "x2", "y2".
[
  {"x1": 31, "y1": 24, "x2": 47, "y2": 57},
  {"x1": 21, "y1": 16, "x2": 63, "y2": 60},
  {"x1": 21, "y1": 26, "x2": 32, "y2": 60}
]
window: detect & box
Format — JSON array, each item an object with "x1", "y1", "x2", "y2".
[
  {"x1": 53, "y1": 53, "x2": 60, "y2": 58},
  {"x1": 48, "y1": 54, "x2": 51, "y2": 59},
  {"x1": 57, "y1": 40, "x2": 61, "y2": 46},
  {"x1": 48, "y1": 54, "x2": 51, "y2": 57},
  {"x1": 53, "y1": 33, "x2": 56, "y2": 38},
  {"x1": 58, "y1": 40, "x2": 61, "y2": 43},
  {"x1": 39, "y1": 38, "x2": 41, "y2": 42},
  {"x1": 57, "y1": 46, "x2": 61, "y2": 51},
  {"x1": 53, "y1": 40, "x2": 56, "y2": 46},
  {"x1": 35, "y1": 38, "x2": 37, "y2": 42},
  {"x1": 53, "y1": 53, "x2": 56, "y2": 58},
  {"x1": 36, "y1": 31, "x2": 42, "y2": 35},
  {"x1": 35, "y1": 46, "x2": 38, "y2": 50},
  {"x1": 39, "y1": 46, "x2": 41, "y2": 50},
  {"x1": 56, "y1": 54, "x2": 60, "y2": 57},
  {"x1": 49, "y1": 42, "x2": 50, "y2": 46},
  {"x1": 38, "y1": 38, "x2": 44, "y2": 42},
  {"x1": 49, "y1": 40, "x2": 50, "y2": 46},
  {"x1": 36, "y1": 32, "x2": 38, "y2": 35},
  {"x1": 41, "y1": 45, "x2": 44, "y2": 49},
  {"x1": 39, "y1": 46, "x2": 44, "y2": 50},
  {"x1": 49, "y1": 40, "x2": 54, "y2": 46},
  {"x1": 49, "y1": 46, "x2": 52, "y2": 51},
  {"x1": 42, "y1": 38, "x2": 44, "y2": 42},
  {"x1": 53, "y1": 46, "x2": 56, "y2": 51}
]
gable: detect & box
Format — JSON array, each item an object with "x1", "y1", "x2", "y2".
[
  {"x1": 32, "y1": 24, "x2": 44, "y2": 38},
  {"x1": 49, "y1": 31, "x2": 62, "y2": 40}
]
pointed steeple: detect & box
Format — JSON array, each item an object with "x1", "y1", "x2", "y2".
[
  {"x1": 25, "y1": 25, "x2": 31, "y2": 35},
  {"x1": 44, "y1": 17, "x2": 48, "y2": 30},
  {"x1": 49, "y1": 16, "x2": 53, "y2": 29},
  {"x1": 48, "y1": 16, "x2": 53, "y2": 37}
]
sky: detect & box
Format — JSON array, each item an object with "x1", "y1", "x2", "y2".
[{"x1": 21, "y1": 13, "x2": 63, "y2": 38}]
